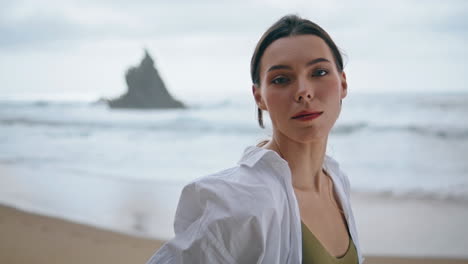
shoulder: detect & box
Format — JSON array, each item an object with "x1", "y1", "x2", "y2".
[
  {"x1": 156, "y1": 166, "x2": 278, "y2": 263},
  {"x1": 147, "y1": 147, "x2": 292, "y2": 264},
  {"x1": 174, "y1": 162, "x2": 289, "y2": 231},
  {"x1": 179, "y1": 165, "x2": 282, "y2": 216}
]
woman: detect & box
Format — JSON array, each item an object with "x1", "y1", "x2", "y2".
[{"x1": 147, "y1": 14, "x2": 363, "y2": 264}]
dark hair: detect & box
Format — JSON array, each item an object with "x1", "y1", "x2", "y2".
[{"x1": 251, "y1": 14, "x2": 344, "y2": 128}]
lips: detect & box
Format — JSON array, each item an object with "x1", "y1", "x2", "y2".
[{"x1": 291, "y1": 111, "x2": 323, "y2": 119}]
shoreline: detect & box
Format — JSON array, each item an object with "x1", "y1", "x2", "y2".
[{"x1": 1, "y1": 204, "x2": 468, "y2": 263}]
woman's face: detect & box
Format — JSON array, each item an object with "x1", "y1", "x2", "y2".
[{"x1": 254, "y1": 35, "x2": 347, "y2": 143}]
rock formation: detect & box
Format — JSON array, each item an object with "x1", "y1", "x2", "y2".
[{"x1": 108, "y1": 50, "x2": 185, "y2": 109}]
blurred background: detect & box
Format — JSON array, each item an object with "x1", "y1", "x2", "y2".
[{"x1": 1, "y1": 0, "x2": 467, "y2": 263}]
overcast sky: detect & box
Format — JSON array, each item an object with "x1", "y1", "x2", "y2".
[{"x1": 0, "y1": 0, "x2": 467, "y2": 102}]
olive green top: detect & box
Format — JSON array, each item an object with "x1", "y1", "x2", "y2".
[{"x1": 301, "y1": 221, "x2": 358, "y2": 264}]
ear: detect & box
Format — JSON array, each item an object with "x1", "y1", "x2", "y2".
[
  {"x1": 252, "y1": 84, "x2": 267, "y2": 111},
  {"x1": 340, "y1": 71, "x2": 348, "y2": 99}
]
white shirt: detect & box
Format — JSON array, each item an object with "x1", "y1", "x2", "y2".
[{"x1": 147, "y1": 146, "x2": 364, "y2": 264}]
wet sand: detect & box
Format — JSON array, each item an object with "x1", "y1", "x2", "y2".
[
  {"x1": 1, "y1": 202, "x2": 467, "y2": 264},
  {"x1": 0, "y1": 204, "x2": 163, "y2": 264}
]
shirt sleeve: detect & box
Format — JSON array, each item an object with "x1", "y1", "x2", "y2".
[{"x1": 145, "y1": 180, "x2": 266, "y2": 264}]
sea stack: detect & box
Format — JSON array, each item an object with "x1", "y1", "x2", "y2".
[{"x1": 108, "y1": 50, "x2": 185, "y2": 109}]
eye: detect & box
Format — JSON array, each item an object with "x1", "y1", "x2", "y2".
[
  {"x1": 271, "y1": 76, "x2": 290, "y2": 85},
  {"x1": 313, "y1": 69, "x2": 328, "y2": 77}
]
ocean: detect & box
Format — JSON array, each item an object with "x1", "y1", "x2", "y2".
[{"x1": 1, "y1": 92, "x2": 467, "y2": 239}]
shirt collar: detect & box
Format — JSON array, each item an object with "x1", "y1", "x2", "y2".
[
  {"x1": 238, "y1": 145, "x2": 280, "y2": 167},
  {"x1": 238, "y1": 145, "x2": 340, "y2": 173}
]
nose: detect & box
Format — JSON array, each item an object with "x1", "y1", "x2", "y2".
[{"x1": 295, "y1": 78, "x2": 314, "y2": 102}]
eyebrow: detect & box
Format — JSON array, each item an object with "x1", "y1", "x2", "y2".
[{"x1": 267, "y1": 58, "x2": 331, "y2": 73}]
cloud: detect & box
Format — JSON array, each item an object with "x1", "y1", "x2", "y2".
[
  {"x1": 1, "y1": 0, "x2": 466, "y2": 51},
  {"x1": 0, "y1": 0, "x2": 466, "y2": 96},
  {"x1": 0, "y1": 1, "x2": 259, "y2": 50},
  {"x1": 0, "y1": 14, "x2": 82, "y2": 49}
]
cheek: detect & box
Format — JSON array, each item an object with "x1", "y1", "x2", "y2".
[
  {"x1": 317, "y1": 78, "x2": 341, "y2": 100},
  {"x1": 263, "y1": 89, "x2": 289, "y2": 112}
]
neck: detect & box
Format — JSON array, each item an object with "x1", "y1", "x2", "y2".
[{"x1": 264, "y1": 132, "x2": 328, "y2": 194}]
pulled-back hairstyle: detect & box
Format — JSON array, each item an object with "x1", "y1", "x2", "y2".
[{"x1": 250, "y1": 14, "x2": 344, "y2": 128}]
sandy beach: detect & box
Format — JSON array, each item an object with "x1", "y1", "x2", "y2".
[
  {"x1": 351, "y1": 193, "x2": 468, "y2": 259},
  {"x1": 0, "y1": 204, "x2": 164, "y2": 264},
  {"x1": 2, "y1": 194, "x2": 468, "y2": 264}
]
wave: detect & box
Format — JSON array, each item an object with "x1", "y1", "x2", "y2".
[
  {"x1": 0, "y1": 100, "x2": 92, "y2": 108},
  {"x1": 372, "y1": 125, "x2": 468, "y2": 139},
  {"x1": 2, "y1": 116, "x2": 468, "y2": 139},
  {"x1": 332, "y1": 122, "x2": 369, "y2": 134},
  {"x1": 333, "y1": 122, "x2": 468, "y2": 139},
  {"x1": 3, "y1": 154, "x2": 465, "y2": 203},
  {"x1": 353, "y1": 187, "x2": 468, "y2": 203},
  {"x1": 0, "y1": 116, "x2": 259, "y2": 134},
  {"x1": 0, "y1": 97, "x2": 245, "y2": 109}
]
